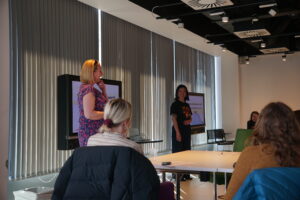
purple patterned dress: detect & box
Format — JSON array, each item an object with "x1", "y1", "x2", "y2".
[{"x1": 78, "y1": 84, "x2": 107, "y2": 147}]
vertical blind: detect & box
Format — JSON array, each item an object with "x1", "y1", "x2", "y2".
[
  {"x1": 9, "y1": 0, "x2": 98, "y2": 180},
  {"x1": 9, "y1": 3, "x2": 216, "y2": 180},
  {"x1": 101, "y1": 12, "x2": 216, "y2": 153},
  {"x1": 149, "y1": 33, "x2": 174, "y2": 151},
  {"x1": 174, "y1": 42, "x2": 216, "y2": 145}
]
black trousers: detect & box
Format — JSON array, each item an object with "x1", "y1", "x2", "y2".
[
  {"x1": 171, "y1": 125, "x2": 191, "y2": 153},
  {"x1": 172, "y1": 125, "x2": 191, "y2": 179}
]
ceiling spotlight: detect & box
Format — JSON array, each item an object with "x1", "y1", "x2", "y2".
[
  {"x1": 245, "y1": 57, "x2": 250, "y2": 64},
  {"x1": 259, "y1": 3, "x2": 277, "y2": 8},
  {"x1": 252, "y1": 17, "x2": 259, "y2": 23},
  {"x1": 222, "y1": 15, "x2": 229, "y2": 23},
  {"x1": 269, "y1": 8, "x2": 277, "y2": 16},
  {"x1": 251, "y1": 39, "x2": 263, "y2": 43},
  {"x1": 177, "y1": 22, "x2": 184, "y2": 28},
  {"x1": 260, "y1": 42, "x2": 266, "y2": 48},
  {"x1": 282, "y1": 54, "x2": 287, "y2": 62},
  {"x1": 209, "y1": 11, "x2": 225, "y2": 16},
  {"x1": 169, "y1": 18, "x2": 180, "y2": 22}
]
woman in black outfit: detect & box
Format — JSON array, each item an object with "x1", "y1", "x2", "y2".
[
  {"x1": 170, "y1": 84, "x2": 192, "y2": 180},
  {"x1": 247, "y1": 111, "x2": 259, "y2": 129}
]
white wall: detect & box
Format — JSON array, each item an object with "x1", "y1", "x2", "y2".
[
  {"x1": 221, "y1": 54, "x2": 240, "y2": 137},
  {"x1": 240, "y1": 52, "x2": 300, "y2": 128},
  {"x1": 0, "y1": 0, "x2": 10, "y2": 198}
]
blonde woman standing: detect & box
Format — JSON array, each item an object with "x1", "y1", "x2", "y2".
[{"x1": 78, "y1": 59, "x2": 108, "y2": 147}]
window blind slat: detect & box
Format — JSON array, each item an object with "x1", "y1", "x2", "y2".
[{"x1": 9, "y1": 0, "x2": 98, "y2": 180}]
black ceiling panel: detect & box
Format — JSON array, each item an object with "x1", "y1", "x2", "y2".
[{"x1": 129, "y1": 0, "x2": 300, "y2": 56}]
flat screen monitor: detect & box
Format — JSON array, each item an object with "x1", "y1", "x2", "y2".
[
  {"x1": 186, "y1": 92, "x2": 205, "y2": 134},
  {"x1": 57, "y1": 74, "x2": 122, "y2": 150}
]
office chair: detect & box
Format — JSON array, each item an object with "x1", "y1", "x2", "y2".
[
  {"x1": 52, "y1": 146, "x2": 160, "y2": 200},
  {"x1": 233, "y1": 167, "x2": 300, "y2": 200},
  {"x1": 207, "y1": 129, "x2": 234, "y2": 151},
  {"x1": 233, "y1": 129, "x2": 253, "y2": 152}
]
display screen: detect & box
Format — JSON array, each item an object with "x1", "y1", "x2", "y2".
[{"x1": 187, "y1": 92, "x2": 205, "y2": 127}]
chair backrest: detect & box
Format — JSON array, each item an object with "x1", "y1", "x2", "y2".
[
  {"x1": 207, "y1": 129, "x2": 225, "y2": 144},
  {"x1": 52, "y1": 146, "x2": 160, "y2": 200},
  {"x1": 233, "y1": 167, "x2": 300, "y2": 200},
  {"x1": 233, "y1": 129, "x2": 253, "y2": 152}
]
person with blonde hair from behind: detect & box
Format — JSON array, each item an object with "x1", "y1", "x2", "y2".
[
  {"x1": 87, "y1": 98, "x2": 143, "y2": 154},
  {"x1": 78, "y1": 59, "x2": 108, "y2": 147},
  {"x1": 225, "y1": 102, "x2": 300, "y2": 199}
]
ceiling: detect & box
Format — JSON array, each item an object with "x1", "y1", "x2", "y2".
[{"x1": 129, "y1": 0, "x2": 300, "y2": 57}]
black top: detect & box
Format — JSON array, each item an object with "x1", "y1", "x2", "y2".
[
  {"x1": 170, "y1": 100, "x2": 192, "y2": 126},
  {"x1": 247, "y1": 120, "x2": 256, "y2": 129},
  {"x1": 52, "y1": 146, "x2": 160, "y2": 200}
]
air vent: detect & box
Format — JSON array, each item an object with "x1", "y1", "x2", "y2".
[
  {"x1": 181, "y1": 0, "x2": 233, "y2": 10},
  {"x1": 234, "y1": 29, "x2": 270, "y2": 38},
  {"x1": 260, "y1": 47, "x2": 290, "y2": 54},
  {"x1": 233, "y1": 21, "x2": 271, "y2": 39}
]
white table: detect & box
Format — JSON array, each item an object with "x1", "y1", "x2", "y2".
[{"x1": 150, "y1": 150, "x2": 240, "y2": 200}]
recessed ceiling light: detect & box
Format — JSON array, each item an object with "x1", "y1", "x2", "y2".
[
  {"x1": 222, "y1": 16, "x2": 229, "y2": 23},
  {"x1": 259, "y1": 3, "x2": 277, "y2": 8},
  {"x1": 282, "y1": 54, "x2": 287, "y2": 62},
  {"x1": 260, "y1": 42, "x2": 266, "y2": 48},
  {"x1": 178, "y1": 22, "x2": 184, "y2": 28},
  {"x1": 245, "y1": 57, "x2": 250, "y2": 64}
]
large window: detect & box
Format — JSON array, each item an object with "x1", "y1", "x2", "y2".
[
  {"x1": 9, "y1": 0, "x2": 99, "y2": 180},
  {"x1": 101, "y1": 12, "x2": 216, "y2": 153},
  {"x1": 9, "y1": 4, "x2": 217, "y2": 181}
]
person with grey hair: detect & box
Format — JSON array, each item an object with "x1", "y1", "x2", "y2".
[{"x1": 87, "y1": 98, "x2": 143, "y2": 154}]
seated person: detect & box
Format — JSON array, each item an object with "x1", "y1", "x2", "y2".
[
  {"x1": 247, "y1": 111, "x2": 259, "y2": 129},
  {"x1": 88, "y1": 98, "x2": 175, "y2": 200},
  {"x1": 52, "y1": 146, "x2": 160, "y2": 200},
  {"x1": 52, "y1": 99, "x2": 174, "y2": 200},
  {"x1": 87, "y1": 98, "x2": 143, "y2": 154},
  {"x1": 225, "y1": 102, "x2": 300, "y2": 200}
]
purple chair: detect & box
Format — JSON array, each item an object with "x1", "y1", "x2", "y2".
[{"x1": 159, "y1": 182, "x2": 175, "y2": 200}]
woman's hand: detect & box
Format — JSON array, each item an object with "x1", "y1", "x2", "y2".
[
  {"x1": 176, "y1": 132, "x2": 182, "y2": 142},
  {"x1": 98, "y1": 79, "x2": 106, "y2": 92},
  {"x1": 97, "y1": 79, "x2": 108, "y2": 101}
]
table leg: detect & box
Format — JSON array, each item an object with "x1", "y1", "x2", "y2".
[
  {"x1": 176, "y1": 173, "x2": 181, "y2": 200},
  {"x1": 162, "y1": 172, "x2": 166, "y2": 182},
  {"x1": 224, "y1": 172, "x2": 227, "y2": 192},
  {"x1": 213, "y1": 172, "x2": 217, "y2": 200}
]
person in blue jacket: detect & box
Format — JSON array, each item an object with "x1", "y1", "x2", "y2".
[{"x1": 225, "y1": 102, "x2": 300, "y2": 200}]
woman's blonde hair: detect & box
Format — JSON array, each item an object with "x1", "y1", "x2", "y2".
[
  {"x1": 99, "y1": 98, "x2": 132, "y2": 133},
  {"x1": 80, "y1": 59, "x2": 98, "y2": 84}
]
